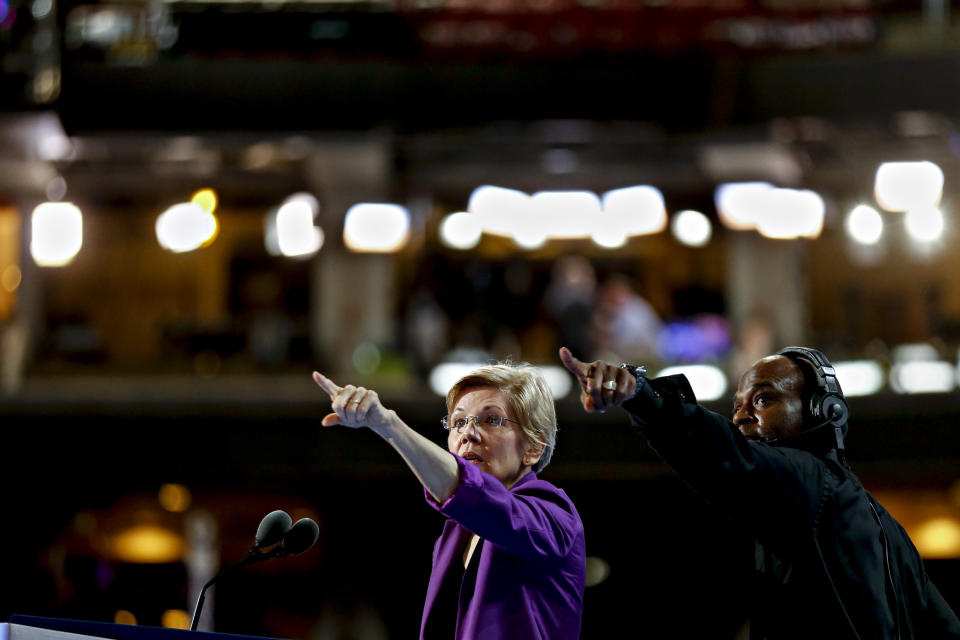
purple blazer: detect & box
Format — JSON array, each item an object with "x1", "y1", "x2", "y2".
[{"x1": 419, "y1": 454, "x2": 586, "y2": 640}]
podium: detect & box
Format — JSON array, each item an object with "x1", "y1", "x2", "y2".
[{"x1": 1, "y1": 617, "x2": 283, "y2": 640}]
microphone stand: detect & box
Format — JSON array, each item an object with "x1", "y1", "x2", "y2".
[
  {"x1": 190, "y1": 545, "x2": 286, "y2": 631},
  {"x1": 189, "y1": 514, "x2": 317, "y2": 631}
]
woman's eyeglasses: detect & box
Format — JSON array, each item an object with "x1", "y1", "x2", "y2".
[{"x1": 441, "y1": 414, "x2": 520, "y2": 432}]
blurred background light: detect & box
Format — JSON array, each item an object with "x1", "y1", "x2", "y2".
[
  {"x1": 190, "y1": 188, "x2": 218, "y2": 214},
  {"x1": 264, "y1": 209, "x2": 281, "y2": 256},
  {"x1": 37, "y1": 133, "x2": 74, "y2": 162},
  {"x1": 155, "y1": 203, "x2": 218, "y2": 253},
  {"x1": 656, "y1": 316, "x2": 731, "y2": 363},
  {"x1": 241, "y1": 142, "x2": 277, "y2": 171},
  {"x1": 699, "y1": 142, "x2": 803, "y2": 186},
  {"x1": 2, "y1": 264, "x2": 22, "y2": 292},
  {"x1": 904, "y1": 204, "x2": 945, "y2": 243},
  {"x1": 31, "y1": 0, "x2": 53, "y2": 19},
  {"x1": 892, "y1": 342, "x2": 940, "y2": 363},
  {"x1": 655, "y1": 364, "x2": 727, "y2": 401},
  {"x1": 671, "y1": 209, "x2": 712, "y2": 247},
  {"x1": 114, "y1": 611, "x2": 137, "y2": 626},
  {"x1": 34, "y1": 67, "x2": 60, "y2": 103},
  {"x1": 429, "y1": 362, "x2": 483, "y2": 397},
  {"x1": 276, "y1": 199, "x2": 323, "y2": 258},
  {"x1": 714, "y1": 182, "x2": 772, "y2": 231},
  {"x1": 600, "y1": 185, "x2": 667, "y2": 236},
  {"x1": 590, "y1": 224, "x2": 628, "y2": 249},
  {"x1": 343, "y1": 203, "x2": 410, "y2": 253},
  {"x1": 510, "y1": 200, "x2": 549, "y2": 249},
  {"x1": 110, "y1": 524, "x2": 184, "y2": 563},
  {"x1": 284, "y1": 191, "x2": 320, "y2": 212},
  {"x1": 538, "y1": 365, "x2": 572, "y2": 399},
  {"x1": 161, "y1": 610, "x2": 191, "y2": 630},
  {"x1": 845, "y1": 204, "x2": 883, "y2": 245},
  {"x1": 874, "y1": 161, "x2": 944, "y2": 212},
  {"x1": 158, "y1": 483, "x2": 192, "y2": 513},
  {"x1": 540, "y1": 148, "x2": 579, "y2": 174},
  {"x1": 532, "y1": 190, "x2": 599, "y2": 239},
  {"x1": 439, "y1": 211, "x2": 482, "y2": 249},
  {"x1": 833, "y1": 360, "x2": 885, "y2": 397},
  {"x1": 754, "y1": 189, "x2": 825, "y2": 239},
  {"x1": 890, "y1": 361, "x2": 955, "y2": 394},
  {"x1": 45, "y1": 176, "x2": 68, "y2": 201},
  {"x1": 352, "y1": 341, "x2": 382, "y2": 375},
  {"x1": 468, "y1": 185, "x2": 530, "y2": 237},
  {"x1": 913, "y1": 517, "x2": 960, "y2": 558},
  {"x1": 82, "y1": 9, "x2": 126, "y2": 47},
  {"x1": 31, "y1": 202, "x2": 83, "y2": 266},
  {"x1": 512, "y1": 224, "x2": 548, "y2": 249},
  {"x1": 584, "y1": 556, "x2": 611, "y2": 588},
  {"x1": 430, "y1": 362, "x2": 570, "y2": 398}
]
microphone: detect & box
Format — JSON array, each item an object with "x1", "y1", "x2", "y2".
[
  {"x1": 762, "y1": 413, "x2": 847, "y2": 464},
  {"x1": 190, "y1": 511, "x2": 319, "y2": 631},
  {"x1": 284, "y1": 518, "x2": 320, "y2": 555},
  {"x1": 256, "y1": 510, "x2": 293, "y2": 548}
]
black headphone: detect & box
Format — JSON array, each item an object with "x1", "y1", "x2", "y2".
[{"x1": 775, "y1": 346, "x2": 850, "y2": 457}]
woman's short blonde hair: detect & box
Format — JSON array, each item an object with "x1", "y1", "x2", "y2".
[{"x1": 445, "y1": 361, "x2": 557, "y2": 473}]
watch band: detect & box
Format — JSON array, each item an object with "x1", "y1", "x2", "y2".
[{"x1": 620, "y1": 363, "x2": 647, "y2": 400}]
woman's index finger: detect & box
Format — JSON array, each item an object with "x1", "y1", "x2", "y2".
[{"x1": 312, "y1": 371, "x2": 342, "y2": 397}]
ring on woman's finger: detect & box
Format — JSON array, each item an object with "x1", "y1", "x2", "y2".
[{"x1": 602, "y1": 380, "x2": 617, "y2": 391}]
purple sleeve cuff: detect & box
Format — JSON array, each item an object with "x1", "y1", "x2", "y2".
[{"x1": 424, "y1": 452, "x2": 484, "y2": 513}]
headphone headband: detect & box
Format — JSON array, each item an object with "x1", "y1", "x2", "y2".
[{"x1": 776, "y1": 346, "x2": 844, "y2": 398}]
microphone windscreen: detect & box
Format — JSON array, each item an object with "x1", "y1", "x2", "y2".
[
  {"x1": 284, "y1": 518, "x2": 320, "y2": 556},
  {"x1": 256, "y1": 510, "x2": 293, "y2": 548}
]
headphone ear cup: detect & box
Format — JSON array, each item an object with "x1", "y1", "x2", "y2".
[{"x1": 821, "y1": 394, "x2": 849, "y2": 426}]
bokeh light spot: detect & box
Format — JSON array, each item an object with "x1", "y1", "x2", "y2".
[
  {"x1": 1, "y1": 264, "x2": 21, "y2": 292},
  {"x1": 190, "y1": 189, "x2": 218, "y2": 214},
  {"x1": 31, "y1": 202, "x2": 83, "y2": 267},
  {"x1": 161, "y1": 610, "x2": 191, "y2": 630},
  {"x1": 158, "y1": 483, "x2": 192, "y2": 513},
  {"x1": 914, "y1": 517, "x2": 960, "y2": 558},
  {"x1": 114, "y1": 611, "x2": 137, "y2": 626}
]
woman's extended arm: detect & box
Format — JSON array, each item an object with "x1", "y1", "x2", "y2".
[{"x1": 313, "y1": 371, "x2": 460, "y2": 503}]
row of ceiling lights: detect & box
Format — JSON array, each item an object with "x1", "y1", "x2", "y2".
[
  {"x1": 27, "y1": 161, "x2": 947, "y2": 267},
  {"x1": 424, "y1": 343, "x2": 960, "y2": 405}
]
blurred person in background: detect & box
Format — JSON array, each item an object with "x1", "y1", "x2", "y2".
[
  {"x1": 312, "y1": 362, "x2": 585, "y2": 640},
  {"x1": 543, "y1": 255, "x2": 597, "y2": 361},
  {"x1": 731, "y1": 304, "x2": 776, "y2": 381},
  {"x1": 559, "y1": 346, "x2": 960, "y2": 639},
  {"x1": 404, "y1": 285, "x2": 450, "y2": 380},
  {"x1": 592, "y1": 275, "x2": 662, "y2": 365}
]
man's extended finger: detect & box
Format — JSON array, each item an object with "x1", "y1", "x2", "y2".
[
  {"x1": 559, "y1": 347, "x2": 588, "y2": 382},
  {"x1": 312, "y1": 371, "x2": 341, "y2": 397}
]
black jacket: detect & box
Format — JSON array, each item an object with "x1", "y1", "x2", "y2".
[{"x1": 623, "y1": 374, "x2": 960, "y2": 639}]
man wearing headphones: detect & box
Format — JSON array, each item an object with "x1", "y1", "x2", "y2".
[{"x1": 560, "y1": 346, "x2": 960, "y2": 639}]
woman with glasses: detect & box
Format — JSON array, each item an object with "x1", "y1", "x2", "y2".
[{"x1": 312, "y1": 362, "x2": 585, "y2": 640}]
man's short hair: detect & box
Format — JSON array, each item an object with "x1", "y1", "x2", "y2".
[
  {"x1": 783, "y1": 354, "x2": 820, "y2": 427},
  {"x1": 446, "y1": 362, "x2": 557, "y2": 472}
]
